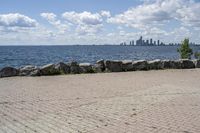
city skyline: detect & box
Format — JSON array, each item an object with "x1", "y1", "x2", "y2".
[
  {"x1": 0, "y1": 0, "x2": 200, "y2": 45},
  {"x1": 120, "y1": 36, "x2": 199, "y2": 46}
]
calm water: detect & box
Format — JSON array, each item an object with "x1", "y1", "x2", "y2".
[{"x1": 0, "y1": 45, "x2": 200, "y2": 68}]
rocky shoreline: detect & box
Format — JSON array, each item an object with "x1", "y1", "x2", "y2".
[{"x1": 0, "y1": 59, "x2": 200, "y2": 78}]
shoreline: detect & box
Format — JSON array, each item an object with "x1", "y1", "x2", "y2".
[
  {"x1": 1, "y1": 68, "x2": 199, "y2": 79},
  {"x1": 0, "y1": 59, "x2": 200, "y2": 78}
]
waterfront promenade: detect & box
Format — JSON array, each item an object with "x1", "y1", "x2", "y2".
[{"x1": 0, "y1": 69, "x2": 200, "y2": 133}]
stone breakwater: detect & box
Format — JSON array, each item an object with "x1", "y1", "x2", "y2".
[{"x1": 0, "y1": 59, "x2": 200, "y2": 78}]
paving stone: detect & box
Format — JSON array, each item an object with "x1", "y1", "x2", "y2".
[{"x1": 0, "y1": 70, "x2": 200, "y2": 133}]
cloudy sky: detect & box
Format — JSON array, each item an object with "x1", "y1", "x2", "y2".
[{"x1": 0, "y1": 0, "x2": 200, "y2": 45}]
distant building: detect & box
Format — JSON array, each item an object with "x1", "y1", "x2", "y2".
[
  {"x1": 150, "y1": 39, "x2": 153, "y2": 45},
  {"x1": 123, "y1": 36, "x2": 193, "y2": 46},
  {"x1": 154, "y1": 41, "x2": 156, "y2": 45},
  {"x1": 157, "y1": 40, "x2": 160, "y2": 46},
  {"x1": 160, "y1": 42, "x2": 165, "y2": 46},
  {"x1": 136, "y1": 36, "x2": 143, "y2": 46},
  {"x1": 142, "y1": 40, "x2": 145, "y2": 45},
  {"x1": 132, "y1": 40, "x2": 134, "y2": 45},
  {"x1": 146, "y1": 40, "x2": 149, "y2": 45}
]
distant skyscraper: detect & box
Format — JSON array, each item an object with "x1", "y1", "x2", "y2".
[
  {"x1": 150, "y1": 39, "x2": 153, "y2": 45},
  {"x1": 136, "y1": 36, "x2": 143, "y2": 46},
  {"x1": 146, "y1": 40, "x2": 149, "y2": 45},
  {"x1": 157, "y1": 40, "x2": 160, "y2": 46},
  {"x1": 131, "y1": 36, "x2": 168, "y2": 46}
]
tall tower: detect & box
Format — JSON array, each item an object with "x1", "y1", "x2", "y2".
[
  {"x1": 146, "y1": 40, "x2": 149, "y2": 45},
  {"x1": 140, "y1": 36, "x2": 143, "y2": 45},
  {"x1": 157, "y1": 40, "x2": 160, "y2": 46},
  {"x1": 154, "y1": 41, "x2": 156, "y2": 45},
  {"x1": 150, "y1": 39, "x2": 153, "y2": 45}
]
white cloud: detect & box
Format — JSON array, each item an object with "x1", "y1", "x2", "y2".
[
  {"x1": 0, "y1": 13, "x2": 38, "y2": 27},
  {"x1": 40, "y1": 12, "x2": 69, "y2": 34},
  {"x1": 169, "y1": 27, "x2": 191, "y2": 41},
  {"x1": 75, "y1": 24, "x2": 103, "y2": 35},
  {"x1": 62, "y1": 11, "x2": 104, "y2": 35},
  {"x1": 107, "y1": 0, "x2": 194, "y2": 30},
  {"x1": 40, "y1": 13, "x2": 57, "y2": 22},
  {"x1": 62, "y1": 11, "x2": 103, "y2": 25},
  {"x1": 100, "y1": 11, "x2": 111, "y2": 18},
  {"x1": 108, "y1": 1, "x2": 170, "y2": 29},
  {"x1": 176, "y1": 2, "x2": 200, "y2": 28}
]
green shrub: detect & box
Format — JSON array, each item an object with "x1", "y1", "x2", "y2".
[
  {"x1": 177, "y1": 38, "x2": 193, "y2": 59},
  {"x1": 194, "y1": 51, "x2": 200, "y2": 59}
]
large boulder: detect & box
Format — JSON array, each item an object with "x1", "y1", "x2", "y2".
[
  {"x1": 95, "y1": 59, "x2": 105, "y2": 72},
  {"x1": 68, "y1": 61, "x2": 80, "y2": 74},
  {"x1": 132, "y1": 60, "x2": 148, "y2": 70},
  {"x1": 122, "y1": 60, "x2": 133, "y2": 71},
  {"x1": 193, "y1": 60, "x2": 200, "y2": 68},
  {"x1": 148, "y1": 59, "x2": 163, "y2": 70},
  {"x1": 162, "y1": 60, "x2": 171, "y2": 69},
  {"x1": 79, "y1": 63, "x2": 94, "y2": 73},
  {"x1": 54, "y1": 62, "x2": 70, "y2": 74},
  {"x1": 0, "y1": 67, "x2": 19, "y2": 78},
  {"x1": 169, "y1": 60, "x2": 182, "y2": 69},
  {"x1": 93, "y1": 64, "x2": 102, "y2": 73},
  {"x1": 40, "y1": 64, "x2": 60, "y2": 75},
  {"x1": 104, "y1": 60, "x2": 123, "y2": 72},
  {"x1": 19, "y1": 65, "x2": 40, "y2": 76},
  {"x1": 179, "y1": 59, "x2": 195, "y2": 69},
  {"x1": 29, "y1": 69, "x2": 41, "y2": 76}
]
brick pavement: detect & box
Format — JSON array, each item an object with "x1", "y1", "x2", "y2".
[{"x1": 0, "y1": 69, "x2": 200, "y2": 133}]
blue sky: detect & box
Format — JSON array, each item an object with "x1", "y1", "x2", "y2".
[
  {"x1": 1, "y1": 0, "x2": 141, "y2": 14},
  {"x1": 0, "y1": 0, "x2": 200, "y2": 45}
]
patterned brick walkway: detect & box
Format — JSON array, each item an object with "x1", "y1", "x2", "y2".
[{"x1": 0, "y1": 69, "x2": 200, "y2": 133}]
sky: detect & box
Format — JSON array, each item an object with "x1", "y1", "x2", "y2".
[{"x1": 0, "y1": 0, "x2": 200, "y2": 45}]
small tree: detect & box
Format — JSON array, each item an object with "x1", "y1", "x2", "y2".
[{"x1": 177, "y1": 38, "x2": 193, "y2": 59}]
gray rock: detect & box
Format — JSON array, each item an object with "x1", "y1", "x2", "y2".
[
  {"x1": 179, "y1": 59, "x2": 195, "y2": 69},
  {"x1": 162, "y1": 60, "x2": 171, "y2": 69},
  {"x1": 68, "y1": 61, "x2": 80, "y2": 74},
  {"x1": 148, "y1": 59, "x2": 163, "y2": 70},
  {"x1": 0, "y1": 67, "x2": 19, "y2": 78},
  {"x1": 29, "y1": 69, "x2": 41, "y2": 76},
  {"x1": 95, "y1": 59, "x2": 105, "y2": 72},
  {"x1": 122, "y1": 60, "x2": 133, "y2": 71},
  {"x1": 54, "y1": 62, "x2": 70, "y2": 74},
  {"x1": 19, "y1": 65, "x2": 40, "y2": 76},
  {"x1": 132, "y1": 60, "x2": 148, "y2": 70},
  {"x1": 92, "y1": 64, "x2": 102, "y2": 73},
  {"x1": 40, "y1": 64, "x2": 60, "y2": 75},
  {"x1": 79, "y1": 63, "x2": 94, "y2": 73},
  {"x1": 105, "y1": 60, "x2": 123, "y2": 72},
  {"x1": 193, "y1": 60, "x2": 200, "y2": 68},
  {"x1": 169, "y1": 60, "x2": 182, "y2": 69}
]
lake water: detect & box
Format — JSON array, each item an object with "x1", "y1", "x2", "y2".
[{"x1": 0, "y1": 45, "x2": 200, "y2": 68}]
